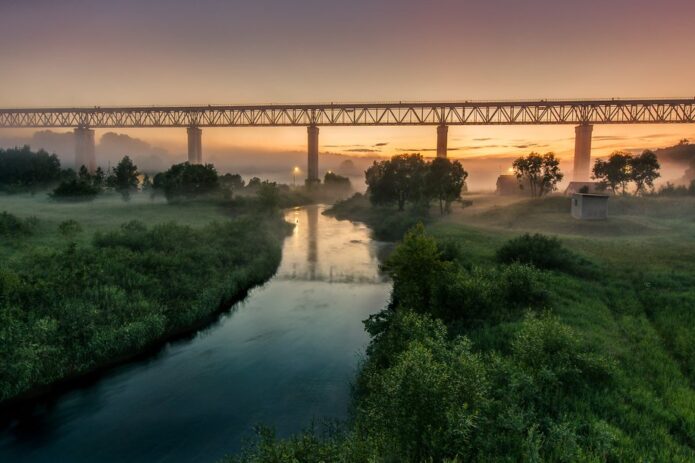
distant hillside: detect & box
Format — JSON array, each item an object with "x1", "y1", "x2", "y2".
[{"x1": 654, "y1": 141, "x2": 695, "y2": 166}]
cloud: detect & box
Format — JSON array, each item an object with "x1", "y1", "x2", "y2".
[
  {"x1": 345, "y1": 148, "x2": 381, "y2": 153},
  {"x1": 374, "y1": 142, "x2": 388, "y2": 147}
]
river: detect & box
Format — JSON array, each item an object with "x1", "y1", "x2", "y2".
[{"x1": 0, "y1": 205, "x2": 391, "y2": 462}]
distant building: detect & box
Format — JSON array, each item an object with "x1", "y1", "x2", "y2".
[
  {"x1": 496, "y1": 175, "x2": 531, "y2": 196},
  {"x1": 564, "y1": 181, "x2": 604, "y2": 196},
  {"x1": 571, "y1": 193, "x2": 608, "y2": 220}
]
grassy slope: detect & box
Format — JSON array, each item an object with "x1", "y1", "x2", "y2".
[
  {"x1": 428, "y1": 194, "x2": 695, "y2": 456},
  {"x1": 0, "y1": 192, "x2": 290, "y2": 404}
]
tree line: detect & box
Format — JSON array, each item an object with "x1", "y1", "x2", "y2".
[
  {"x1": 591, "y1": 150, "x2": 660, "y2": 195},
  {"x1": 365, "y1": 153, "x2": 468, "y2": 214}
]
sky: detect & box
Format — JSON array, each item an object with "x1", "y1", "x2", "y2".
[{"x1": 1, "y1": 0, "x2": 694, "y2": 179}]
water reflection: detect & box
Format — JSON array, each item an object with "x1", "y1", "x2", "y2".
[
  {"x1": 0, "y1": 204, "x2": 391, "y2": 463},
  {"x1": 279, "y1": 205, "x2": 389, "y2": 284}
]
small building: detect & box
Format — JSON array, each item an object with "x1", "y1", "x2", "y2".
[
  {"x1": 564, "y1": 181, "x2": 604, "y2": 196},
  {"x1": 571, "y1": 193, "x2": 608, "y2": 220}
]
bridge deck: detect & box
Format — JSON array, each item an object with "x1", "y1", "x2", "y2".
[{"x1": 1, "y1": 98, "x2": 694, "y2": 128}]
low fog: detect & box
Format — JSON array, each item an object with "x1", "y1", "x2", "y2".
[{"x1": 1, "y1": 130, "x2": 693, "y2": 192}]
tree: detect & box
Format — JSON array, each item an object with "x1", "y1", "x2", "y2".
[
  {"x1": 257, "y1": 181, "x2": 280, "y2": 212},
  {"x1": 366, "y1": 153, "x2": 428, "y2": 211},
  {"x1": 0, "y1": 146, "x2": 63, "y2": 191},
  {"x1": 425, "y1": 158, "x2": 468, "y2": 215},
  {"x1": 93, "y1": 167, "x2": 106, "y2": 190},
  {"x1": 630, "y1": 150, "x2": 660, "y2": 195},
  {"x1": 592, "y1": 151, "x2": 632, "y2": 194},
  {"x1": 152, "y1": 162, "x2": 219, "y2": 201},
  {"x1": 107, "y1": 156, "x2": 139, "y2": 201},
  {"x1": 512, "y1": 152, "x2": 563, "y2": 197}
]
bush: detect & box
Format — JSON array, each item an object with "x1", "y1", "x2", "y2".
[
  {"x1": 51, "y1": 179, "x2": 100, "y2": 201},
  {"x1": 153, "y1": 162, "x2": 219, "y2": 201},
  {"x1": 0, "y1": 211, "x2": 36, "y2": 237},
  {"x1": 496, "y1": 233, "x2": 592, "y2": 276}
]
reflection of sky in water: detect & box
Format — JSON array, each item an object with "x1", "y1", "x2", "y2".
[
  {"x1": 278, "y1": 205, "x2": 389, "y2": 284},
  {"x1": 0, "y1": 205, "x2": 391, "y2": 463}
]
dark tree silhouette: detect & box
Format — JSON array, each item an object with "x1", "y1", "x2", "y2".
[
  {"x1": 425, "y1": 158, "x2": 468, "y2": 215},
  {"x1": 630, "y1": 150, "x2": 660, "y2": 195},
  {"x1": 512, "y1": 152, "x2": 563, "y2": 197},
  {"x1": 592, "y1": 151, "x2": 632, "y2": 194},
  {"x1": 107, "y1": 156, "x2": 140, "y2": 201}
]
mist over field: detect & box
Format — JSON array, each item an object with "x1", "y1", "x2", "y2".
[{"x1": 2, "y1": 130, "x2": 694, "y2": 192}]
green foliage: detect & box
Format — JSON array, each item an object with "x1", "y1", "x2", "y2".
[
  {"x1": 496, "y1": 233, "x2": 592, "y2": 276},
  {"x1": 152, "y1": 162, "x2": 219, "y2": 201},
  {"x1": 323, "y1": 171, "x2": 351, "y2": 191},
  {"x1": 366, "y1": 153, "x2": 428, "y2": 211},
  {"x1": 107, "y1": 155, "x2": 140, "y2": 201},
  {"x1": 512, "y1": 152, "x2": 563, "y2": 197},
  {"x1": 257, "y1": 181, "x2": 281, "y2": 212},
  {"x1": 58, "y1": 219, "x2": 83, "y2": 240},
  {"x1": 50, "y1": 178, "x2": 100, "y2": 201},
  {"x1": 0, "y1": 146, "x2": 63, "y2": 191},
  {"x1": 366, "y1": 154, "x2": 468, "y2": 213},
  {"x1": 0, "y1": 213, "x2": 287, "y2": 403},
  {"x1": 426, "y1": 157, "x2": 468, "y2": 215},
  {"x1": 0, "y1": 211, "x2": 36, "y2": 237}
]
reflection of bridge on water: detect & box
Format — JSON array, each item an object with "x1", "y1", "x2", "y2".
[{"x1": 277, "y1": 205, "x2": 390, "y2": 284}]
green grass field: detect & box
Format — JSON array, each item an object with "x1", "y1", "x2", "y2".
[{"x1": 0, "y1": 192, "x2": 289, "y2": 403}]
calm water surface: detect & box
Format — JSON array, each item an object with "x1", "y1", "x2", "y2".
[{"x1": 0, "y1": 205, "x2": 391, "y2": 462}]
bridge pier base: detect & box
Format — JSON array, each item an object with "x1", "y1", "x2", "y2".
[
  {"x1": 74, "y1": 127, "x2": 96, "y2": 173},
  {"x1": 187, "y1": 127, "x2": 203, "y2": 164},
  {"x1": 306, "y1": 125, "x2": 320, "y2": 186},
  {"x1": 436, "y1": 124, "x2": 448, "y2": 158},
  {"x1": 573, "y1": 124, "x2": 593, "y2": 181}
]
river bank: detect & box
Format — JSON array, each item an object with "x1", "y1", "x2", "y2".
[
  {"x1": 232, "y1": 194, "x2": 695, "y2": 461},
  {"x1": 0, "y1": 193, "x2": 291, "y2": 407},
  {"x1": 0, "y1": 204, "x2": 392, "y2": 462}
]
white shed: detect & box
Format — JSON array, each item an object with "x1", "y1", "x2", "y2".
[{"x1": 571, "y1": 193, "x2": 608, "y2": 220}]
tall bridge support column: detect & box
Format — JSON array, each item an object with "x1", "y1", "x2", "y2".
[
  {"x1": 573, "y1": 124, "x2": 593, "y2": 181},
  {"x1": 306, "y1": 125, "x2": 320, "y2": 185},
  {"x1": 187, "y1": 126, "x2": 203, "y2": 164},
  {"x1": 74, "y1": 127, "x2": 96, "y2": 173},
  {"x1": 436, "y1": 124, "x2": 448, "y2": 158}
]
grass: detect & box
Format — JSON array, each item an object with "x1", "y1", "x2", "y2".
[
  {"x1": 0, "y1": 191, "x2": 291, "y2": 404},
  {"x1": 236, "y1": 192, "x2": 695, "y2": 461}
]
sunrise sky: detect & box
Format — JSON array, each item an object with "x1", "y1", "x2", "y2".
[{"x1": 1, "y1": 0, "x2": 694, "y2": 168}]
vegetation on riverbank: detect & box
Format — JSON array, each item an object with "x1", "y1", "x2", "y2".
[
  {"x1": 230, "y1": 194, "x2": 695, "y2": 461},
  {"x1": 0, "y1": 192, "x2": 292, "y2": 405}
]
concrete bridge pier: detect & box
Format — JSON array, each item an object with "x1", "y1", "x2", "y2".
[
  {"x1": 436, "y1": 124, "x2": 448, "y2": 158},
  {"x1": 573, "y1": 124, "x2": 593, "y2": 181},
  {"x1": 74, "y1": 127, "x2": 96, "y2": 173},
  {"x1": 306, "y1": 125, "x2": 320, "y2": 185},
  {"x1": 187, "y1": 126, "x2": 203, "y2": 164}
]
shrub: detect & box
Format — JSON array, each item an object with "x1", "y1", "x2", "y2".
[
  {"x1": 496, "y1": 233, "x2": 592, "y2": 276},
  {"x1": 51, "y1": 179, "x2": 100, "y2": 201},
  {"x1": 0, "y1": 212, "x2": 36, "y2": 237}
]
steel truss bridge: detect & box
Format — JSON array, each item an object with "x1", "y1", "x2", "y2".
[{"x1": 1, "y1": 98, "x2": 694, "y2": 128}]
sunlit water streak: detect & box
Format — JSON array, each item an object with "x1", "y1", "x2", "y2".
[{"x1": 0, "y1": 205, "x2": 391, "y2": 463}]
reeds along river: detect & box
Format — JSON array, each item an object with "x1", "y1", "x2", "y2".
[{"x1": 0, "y1": 204, "x2": 391, "y2": 463}]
